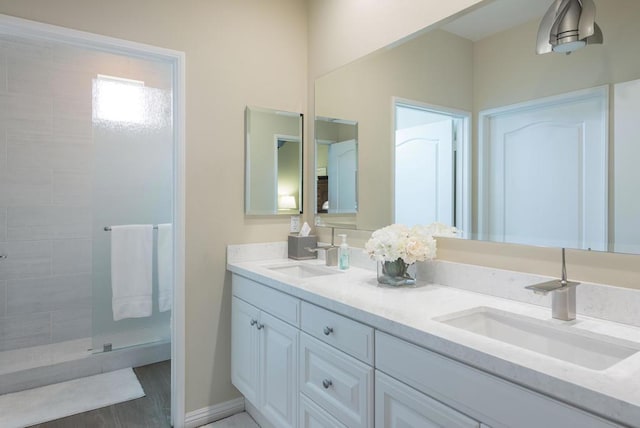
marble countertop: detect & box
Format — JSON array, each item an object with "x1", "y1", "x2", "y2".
[{"x1": 227, "y1": 254, "x2": 640, "y2": 426}]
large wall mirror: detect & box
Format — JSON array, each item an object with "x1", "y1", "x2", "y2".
[
  {"x1": 245, "y1": 106, "x2": 303, "y2": 215},
  {"x1": 314, "y1": 0, "x2": 640, "y2": 255}
]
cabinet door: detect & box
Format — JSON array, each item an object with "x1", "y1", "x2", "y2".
[
  {"x1": 260, "y1": 310, "x2": 299, "y2": 428},
  {"x1": 375, "y1": 371, "x2": 479, "y2": 428},
  {"x1": 231, "y1": 297, "x2": 260, "y2": 405},
  {"x1": 300, "y1": 393, "x2": 347, "y2": 428}
]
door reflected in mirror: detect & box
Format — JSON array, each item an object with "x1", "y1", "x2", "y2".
[
  {"x1": 394, "y1": 99, "x2": 470, "y2": 233},
  {"x1": 315, "y1": 116, "x2": 358, "y2": 215},
  {"x1": 245, "y1": 106, "x2": 303, "y2": 215}
]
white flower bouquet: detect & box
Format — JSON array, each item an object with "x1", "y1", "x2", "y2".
[
  {"x1": 365, "y1": 222, "x2": 456, "y2": 263},
  {"x1": 365, "y1": 223, "x2": 457, "y2": 286}
]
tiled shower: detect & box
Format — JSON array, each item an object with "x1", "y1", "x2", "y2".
[{"x1": 0, "y1": 33, "x2": 173, "y2": 393}]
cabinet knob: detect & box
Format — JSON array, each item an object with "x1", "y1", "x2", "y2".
[
  {"x1": 323, "y1": 326, "x2": 333, "y2": 336},
  {"x1": 322, "y1": 379, "x2": 333, "y2": 389},
  {"x1": 250, "y1": 319, "x2": 257, "y2": 326},
  {"x1": 256, "y1": 323, "x2": 264, "y2": 330}
]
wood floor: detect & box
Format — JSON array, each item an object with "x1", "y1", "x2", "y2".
[{"x1": 30, "y1": 360, "x2": 171, "y2": 428}]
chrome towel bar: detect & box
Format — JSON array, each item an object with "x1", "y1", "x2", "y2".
[{"x1": 104, "y1": 225, "x2": 160, "y2": 231}]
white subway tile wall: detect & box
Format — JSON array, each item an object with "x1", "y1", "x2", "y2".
[{"x1": 0, "y1": 37, "x2": 97, "y2": 352}]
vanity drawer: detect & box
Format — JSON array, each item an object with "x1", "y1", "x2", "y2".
[
  {"x1": 232, "y1": 274, "x2": 300, "y2": 327},
  {"x1": 300, "y1": 333, "x2": 373, "y2": 428},
  {"x1": 375, "y1": 331, "x2": 621, "y2": 428},
  {"x1": 301, "y1": 301, "x2": 374, "y2": 365}
]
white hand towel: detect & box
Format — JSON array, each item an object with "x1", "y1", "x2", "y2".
[
  {"x1": 111, "y1": 224, "x2": 153, "y2": 321},
  {"x1": 157, "y1": 223, "x2": 173, "y2": 312}
]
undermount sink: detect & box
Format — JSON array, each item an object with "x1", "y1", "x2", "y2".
[
  {"x1": 435, "y1": 307, "x2": 639, "y2": 370},
  {"x1": 266, "y1": 263, "x2": 340, "y2": 279}
]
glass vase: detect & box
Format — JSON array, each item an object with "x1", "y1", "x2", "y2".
[{"x1": 377, "y1": 258, "x2": 416, "y2": 286}]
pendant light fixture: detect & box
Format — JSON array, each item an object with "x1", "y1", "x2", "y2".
[{"x1": 536, "y1": 0, "x2": 603, "y2": 55}]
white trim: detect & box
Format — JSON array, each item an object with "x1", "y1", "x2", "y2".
[
  {"x1": 0, "y1": 13, "x2": 187, "y2": 428},
  {"x1": 172, "y1": 49, "x2": 187, "y2": 428},
  {"x1": 184, "y1": 397, "x2": 246, "y2": 428}
]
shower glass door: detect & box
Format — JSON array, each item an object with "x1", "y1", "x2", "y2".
[{"x1": 90, "y1": 56, "x2": 174, "y2": 353}]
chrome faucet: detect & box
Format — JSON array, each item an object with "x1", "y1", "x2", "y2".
[
  {"x1": 305, "y1": 227, "x2": 338, "y2": 266},
  {"x1": 525, "y1": 248, "x2": 580, "y2": 321}
]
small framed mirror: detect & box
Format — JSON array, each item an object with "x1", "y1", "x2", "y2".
[
  {"x1": 315, "y1": 116, "x2": 358, "y2": 214},
  {"x1": 245, "y1": 106, "x2": 303, "y2": 215}
]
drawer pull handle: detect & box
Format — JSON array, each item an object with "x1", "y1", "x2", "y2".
[
  {"x1": 322, "y1": 379, "x2": 332, "y2": 389},
  {"x1": 256, "y1": 323, "x2": 264, "y2": 330},
  {"x1": 250, "y1": 319, "x2": 257, "y2": 326},
  {"x1": 0, "y1": 255, "x2": 7, "y2": 260},
  {"x1": 323, "y1": 326, "x2": 333, "y2": 336}
]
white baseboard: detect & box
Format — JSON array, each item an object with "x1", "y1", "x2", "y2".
[{"x1": 184, "y1": 397, "x2": 245, "y2": 428}]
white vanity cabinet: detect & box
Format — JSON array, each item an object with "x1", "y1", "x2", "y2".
[
  {"x1": 231, "y1": 275, "x2": 300, "y2": 428},
  {"x1": 375, "y1": 331, "x2": 622, "y2": 428},
  {"x1": 299, "y1": 302, "x2": 374, "y2": 428},
  {"x1": 375, "y1": 370, "x2": 480, "y2": 428},
  {"x1": 230, "y1": 270, "x2": 627, "y2": 428}
]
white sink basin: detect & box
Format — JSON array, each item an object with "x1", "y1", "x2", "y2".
[
  {"x1": 266, "y1": 263, "x2": 340, "y2": 279},
  {"x1": 435, "y1": 307, "x2": 639, "y2": 370}
]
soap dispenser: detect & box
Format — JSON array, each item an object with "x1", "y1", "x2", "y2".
[{"x1": 338, "y1": 234, "x2": 350, "y2": 270}]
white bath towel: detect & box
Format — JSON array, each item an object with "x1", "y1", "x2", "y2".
[
  {"x1": 111, "y1": 224, "x2": 153, "y2": 321},
  {"x1": 157, "y1": 223, "x2": 173, "y2": 312}
]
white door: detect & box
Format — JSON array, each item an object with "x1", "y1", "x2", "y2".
[
  {"x1": 481, "y1": 88, "x2": 607, "y2": 250},
  {"x1": 375, "y1": 371, "x2": 479, "y2": 428},
  {"x1": 395, "y1": 120, "x2": 454, "y2": 227},
  {"x1": 231, "y1": 297, "x2": 260, "y2": 405},
  {"x1": 328, "y1": 140, "x2": 357, "y2": 213},
  {"x1": 259, "y1": 311, "x2": 299, "y2": 428}
]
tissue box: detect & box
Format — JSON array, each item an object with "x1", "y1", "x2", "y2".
[{"x1": 288, "y1": 235, "x2": 318, "y2": 260}]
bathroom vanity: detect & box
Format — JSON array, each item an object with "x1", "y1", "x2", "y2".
[{"x1": 227, "y1": 243, "x2": 640, "y2": 428}]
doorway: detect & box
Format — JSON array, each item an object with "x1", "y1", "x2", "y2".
[
  {"x1": 0, "y1": 14, "x2": 186, "y2": 426},
  {"x1": 478, "y1": 86, "x2": 608, "y2": 250},
  {"x1": 393, "y1": 99, "x2": 470, "y2": 232}
]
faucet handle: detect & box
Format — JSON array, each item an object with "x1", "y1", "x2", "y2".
[{"x1": 525, "y1": 279, "x2": 579, "y2": 295}]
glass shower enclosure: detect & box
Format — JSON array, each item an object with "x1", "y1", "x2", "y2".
[
  {"x1": 0, "y1": 32, "x2": 174, "y2": 362},
  {"x1": 91, "y1": 70, "x2": 174, "y2": 353}
]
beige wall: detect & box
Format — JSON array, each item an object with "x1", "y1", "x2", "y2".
[{"x1": 0, "y1": 0, "x2": 307, "y2": 414}]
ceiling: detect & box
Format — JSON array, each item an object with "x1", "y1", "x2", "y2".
[{"x1": 441, "y1": 0, "x2": 550, "y2": 42}]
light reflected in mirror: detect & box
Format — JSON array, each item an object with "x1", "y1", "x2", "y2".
[
  {"x1": 314, "y1": 0, "x2": 640, "y2": 255},
  {"x1": 245, "y1": 106, "x2": 303, "y2": 215},
  {"x1": 315, "y1": 116, "x2": 358, "y2": 215}
]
